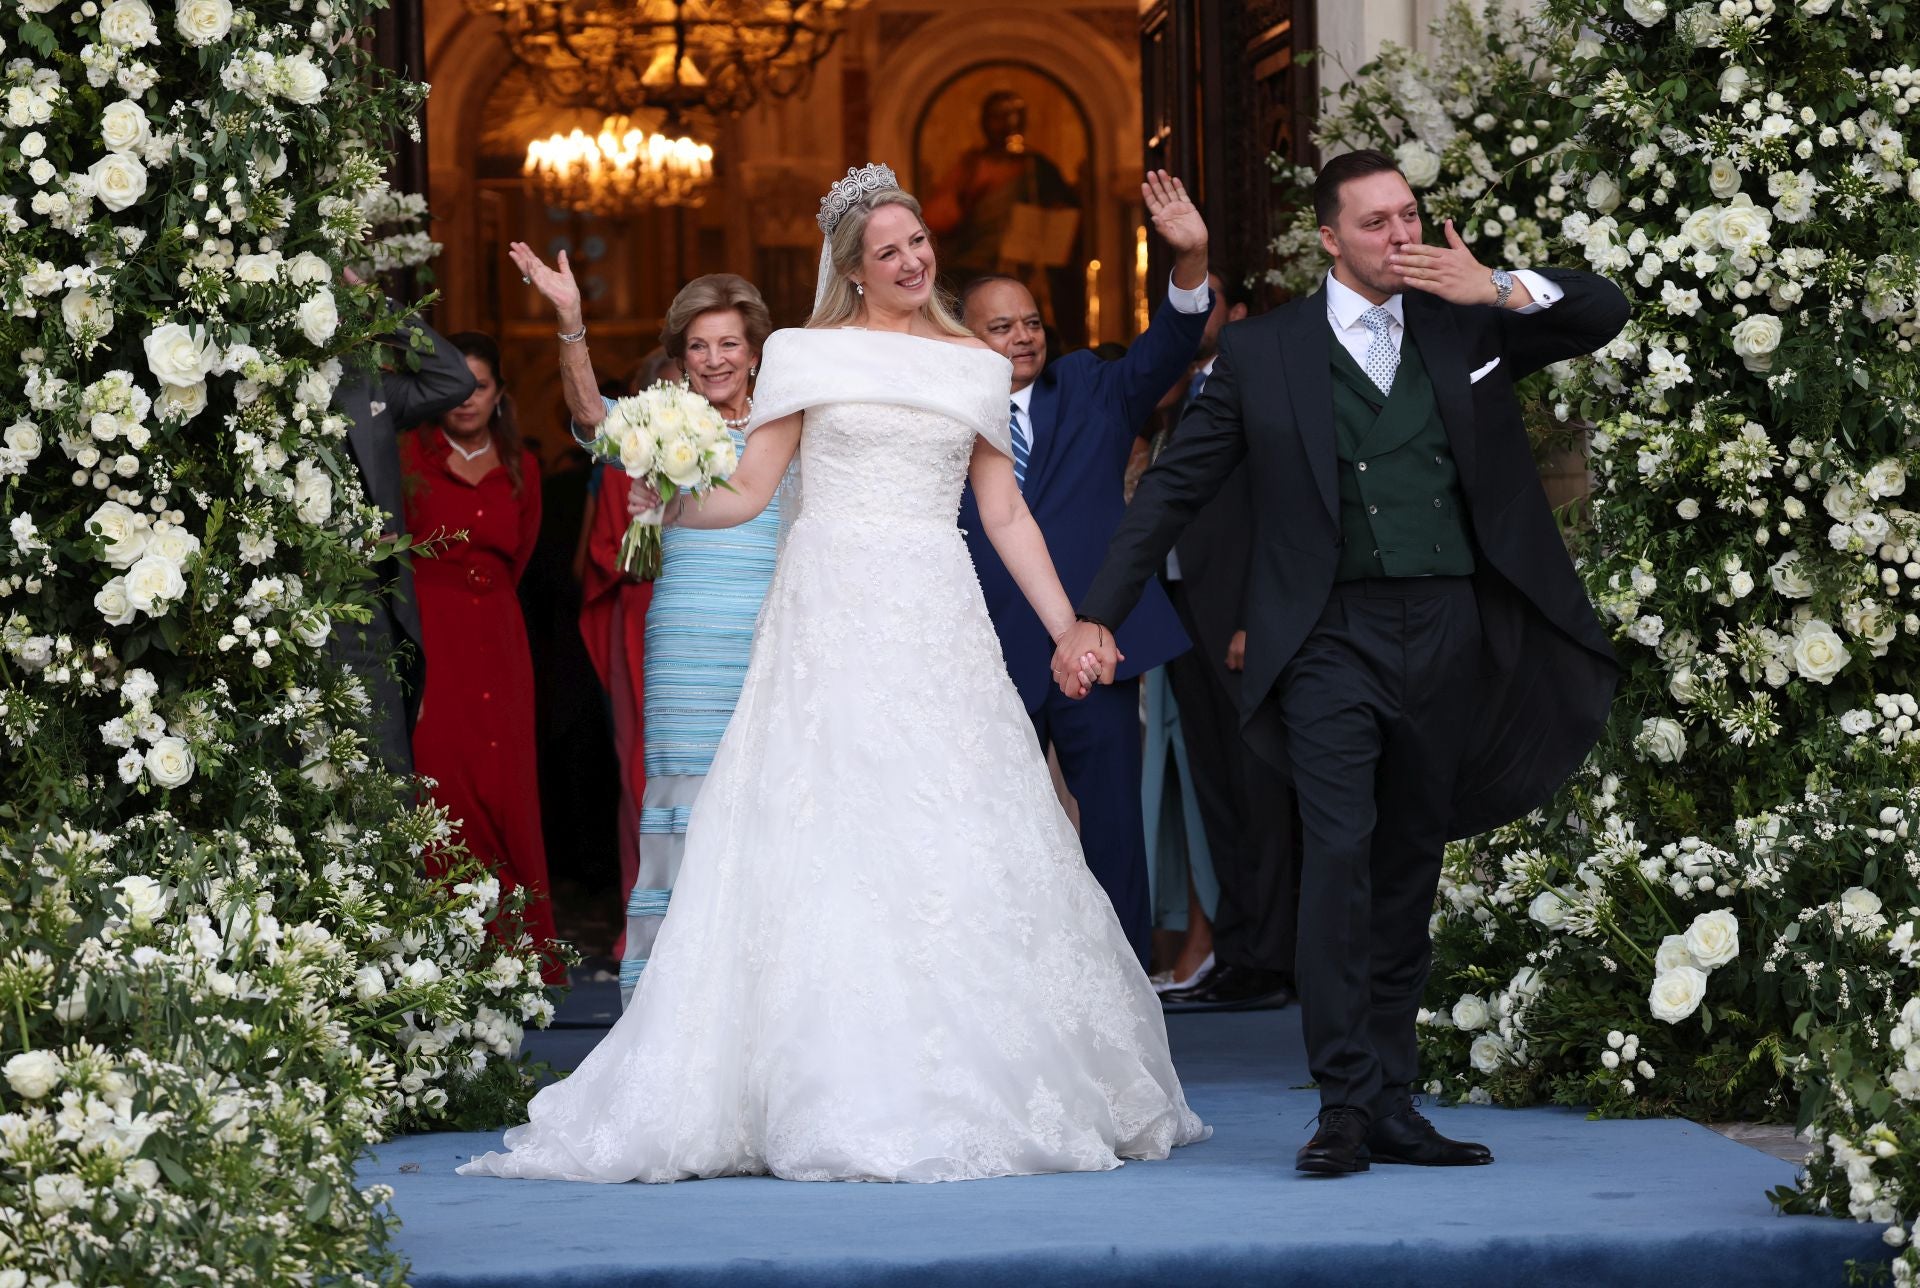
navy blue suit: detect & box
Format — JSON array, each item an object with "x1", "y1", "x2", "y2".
[{"x1": 959, "y1": 299, "x2": 1206, "y2": 962}]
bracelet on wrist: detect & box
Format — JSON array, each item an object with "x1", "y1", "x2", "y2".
[{"x1": 558, "y1": 323, "x2": 587, "y2": 344}]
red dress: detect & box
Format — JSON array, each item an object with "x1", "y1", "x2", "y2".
[
  {"x1": 577, "y1": 466, "x2": 652, "y2": 957},
  {"x1": 402, "y1": 429, "x2": 565, "y2": 984}
]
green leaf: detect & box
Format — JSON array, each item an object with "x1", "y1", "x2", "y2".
[
  {"x1": 154, "y1": 1153, "x2": 193, "y2": 1188},
  {"x1": 304, "y1": 1178, "x2": 332, "y2": 1223}
]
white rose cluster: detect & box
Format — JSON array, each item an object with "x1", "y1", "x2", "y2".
[{"x1": 1647, "y1": 909, "x2": 1739, "y2": 1023}]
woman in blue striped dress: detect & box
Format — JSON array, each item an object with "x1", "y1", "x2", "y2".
[{"x1": 510, "y1": 250, "x2": 781, "y2": 1004}]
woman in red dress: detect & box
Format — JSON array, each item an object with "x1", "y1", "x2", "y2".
[{"x1": 401, "y1": 332, "x2": 564, "y2": 984}]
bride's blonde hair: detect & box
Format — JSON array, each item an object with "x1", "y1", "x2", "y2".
[{"x1": 807, "y1": 185, "x2": 972, "y2": 338}]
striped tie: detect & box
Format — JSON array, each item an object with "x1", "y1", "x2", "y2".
[{"x1": 1010, "y1": 401, "x2": 1029, "y2": 489}]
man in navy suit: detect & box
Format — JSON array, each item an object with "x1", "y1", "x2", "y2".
[{"x1": 958, "y1": 170, "x2": 1213, "y2": 965}]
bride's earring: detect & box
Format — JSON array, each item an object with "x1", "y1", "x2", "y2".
[{"x1": 854, "y1": 282, "x2": 864, "y2": 296}]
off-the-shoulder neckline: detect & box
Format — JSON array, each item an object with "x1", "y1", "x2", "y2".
[{"x1": 774, "y1": 326, "x2": 1002, "y2": 358}]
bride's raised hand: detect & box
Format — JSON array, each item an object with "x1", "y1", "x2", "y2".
[{"x1": 508, "y1": 241, "x2": 582, "y2": 323}]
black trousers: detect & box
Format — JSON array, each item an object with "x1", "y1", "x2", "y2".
[
  {"x1": 1277, "y1": 577, "x2": 1480, "y2": 1120},
  {"x1": 1031, "y1": 676, "x2": 1151, "y2": 968},
  {"x1": 1164, "y1": 586, "x2": 1297, "y2": 976}
]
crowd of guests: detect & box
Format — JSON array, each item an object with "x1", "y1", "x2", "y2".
[{"x1": 337, "y1": 235, "x2": 1299, "y2": 1014}]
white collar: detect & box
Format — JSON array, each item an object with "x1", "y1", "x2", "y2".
[
  {"x1": 1199, "y1": 355, "x2": 1219, "y2": 377},
  {"x1": 1010, "y1": 383, "x2": 1035, "y2": 417},
  {"x1": 1325, "y1": 272, "x2": 1403, "y2": 332}
]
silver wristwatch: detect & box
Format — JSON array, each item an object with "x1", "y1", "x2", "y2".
[{"x1": 1490, "y1": 267, "x2": 1515, "y2": 308}]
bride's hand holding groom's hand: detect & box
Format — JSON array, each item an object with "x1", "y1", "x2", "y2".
[{"x1": 1051, "y1": 620, "x2": 1122, "y2": 700}]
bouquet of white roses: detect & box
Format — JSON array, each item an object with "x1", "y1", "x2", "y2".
[{"x1": 587, "y1": 382, "x2": 740, "y2": 578}]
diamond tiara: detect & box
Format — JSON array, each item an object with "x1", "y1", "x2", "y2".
[{"x1": 817, "y1": 162, "x2": 900, "y2": 236}]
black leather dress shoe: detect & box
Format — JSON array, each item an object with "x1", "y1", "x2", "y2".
[
  {"x1": 1296, "y1": 1106, "x2": 1370, "y2": 1174},
  {"x1": 1159, "y1": 964, "x2": 1296, "y2": 1013},
  {"x1": 1365, "y1": 1107, "x2": 1493, "y2": 1166}
]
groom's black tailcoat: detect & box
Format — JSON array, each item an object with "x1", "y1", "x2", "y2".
[{"x1": 1080, "y1": 269, "x2": 1629, "y2": 1114}]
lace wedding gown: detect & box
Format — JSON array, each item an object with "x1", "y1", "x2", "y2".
[{"x1": 458, "y1": 328, "x2": 1208, "y2": 1184}]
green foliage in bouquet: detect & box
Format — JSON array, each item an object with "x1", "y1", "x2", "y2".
[{"x1": 0, "y1": 0, "x2": 552, "y2": 1282}]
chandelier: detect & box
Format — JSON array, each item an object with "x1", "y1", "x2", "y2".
[
  {"x1": 523, "y1": 116, "x2": 717, "y2": 215},
  {"x1": 468, "y1": 0, "x2": 871, "y2": 118}
]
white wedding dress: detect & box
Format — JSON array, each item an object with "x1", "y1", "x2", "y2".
[{"x1": 458, "y1": 328, "x2": 1208, "y2": 1184}]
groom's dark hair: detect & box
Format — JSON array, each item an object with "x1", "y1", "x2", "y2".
[{"x1": 1313, "y1": 149, "x2": 1404, "y2": 228}]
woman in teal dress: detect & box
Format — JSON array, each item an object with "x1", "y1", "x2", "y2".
[{"x1": 509, "y1": 247, "x2": 781, "y2": 1004}]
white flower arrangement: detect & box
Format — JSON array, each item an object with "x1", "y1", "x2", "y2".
[
  {"x1": 0, "y1": 1, "x2": 550, "y2": 1283},
  {"x1": 585, "y1": 382, "x2": 740, "y2": 578},
  {"x1": 1300, "y1": 2, "x2": 1920, "y2": 1274}
]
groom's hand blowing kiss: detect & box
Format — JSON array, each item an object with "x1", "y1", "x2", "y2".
[{"x1": 1054, "y1": 215, "x2": 1528, "y2": 685}]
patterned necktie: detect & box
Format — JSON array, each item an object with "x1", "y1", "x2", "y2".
[
  {"x1": 1360, "y1": 305, "x2": 1399, "y2": 397},
  {"x1": 1010, "y1": 401, "x2": 1029, "y2": 489}
]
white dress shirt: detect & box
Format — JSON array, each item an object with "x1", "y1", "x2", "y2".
[
  {"x1": 1323, "y1": 268, "x2": 1564, "y2": 370},
  {"x1": 1006, "y1": 273, "x2": 1211, "y2": 457}
]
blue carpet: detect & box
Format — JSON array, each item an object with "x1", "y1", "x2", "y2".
[{"x1": 370, "y1": 1006, "x2": 1890, "y2": 1287}]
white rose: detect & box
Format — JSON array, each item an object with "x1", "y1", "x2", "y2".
[
  {"x1": 1451, "y1": 994, "x2": 1491, "y2": 1031},
  {"x1": 88, "y1": 150, "x2": 149, "y2": 213},
  {"x1": 1623, "y1": 0, "x2": 1668, "y2": 24},
  {"x1": 115, "y1": 874, "x2": 171, "y2": 926},
  {"x1": 61, "y1": 287, "x2": 114, "y2": 339},
  {"x1": 293, "y1": 609, "x2": 331, "y2": 649},
  {"x1": 1708, "y1": 157, "x2": 1743, "y2": 199},
  {"x1": 659, "y1": 436, "x2": 704, "y2": 489},
  {"x1": 100, "y1": 100, "x2": 151, "y2": 153},
  {"x1": 1469, "y1": 1033, "x2": 1511, "y2": 1074},
  {"x1": 1681, "y1": 206, "x2": 1722, "y2": 252},
  {"x1": 1655, "y1": 934, "x2": 1698, "y2": 973},
  {"x1": 1791, "y1": 619, "x2": 1850, "y2": 684},
  {"x1": 1718, "y1": 65, "x2": 1751, "y2": 104},
  {"x1": 4, "y1": 419, "x2": 42, "y2": 461},
  {"x1": 1768, "y1": 551, "x2": 1814, "y2": 598},
  {"x1": 1825, "y1": 480, "x2": 1865, "y2": 522},
  {"x1": 1529, "y1": 888, "x2": 1570, "y2": 929},
  {"x1": 286, "y1": 252, "x2": 331, "y2": 285},
  {"x1": 1585, "y1": 172, "x2": 1622, "y2": 214},
  {"x1": 296, "y1": 289, "x2": 339, "y2": 346},
  {"x1": 87, "y1": 500, "x2": 150, "y2": 568},
  {"x1": 1649, "y1": 966, "x2": 1709, "y2": 1023},
  {"x1": 255, "y1": 145, "x2": 288, "y2": 181},
  {"x1": 234, "y1": 253, "x2": 280, "y2": 284},
  {"x1": 157, "y1": 380, "x2": 208, "y2": 423},
  {"x1": 124, "y1": 551, "x2": 187, "y2": 613},
  {"x1": 1683, "y1": 909, "x2": 1740, "y2": 969},
  {"x1": 1394, "y1": 141, "x2": 1442, "y2": 190},
  {"x1": 1841, "y1": 886, "x2": 1883, "y2": 920},
  {"x1": 1715, "y1": 200, "x2": 1771, "y2": 254},
  {"x1": 1636, "y1": 716, "x2": 1686, "y2": 763},
  {"x1": 3, "y1": 1050, "x2": 63, "y2": 1100},
  {"x1": 1730, "y1": 313, "x2": 1783, "y2": 373},
  {"x1": 353, "y1": 965, "x2": 387, "y2": 1000},
  {"x1": 174, "y1": 0, "x2": 232, "y2": 44},
  {"x1": 277, "y1": 52, "x2": 328, "y2": 105},
  {"x1": 143, "y1": 322, "x2": 217, "y2": 387},
  {"x1": 1865, "y1": 459, "x2": 1908, "y2": 500},
  {"x1": 147, "y1": 525, "x2": 200, "y2": 565},
  {"x1": 293, "y1": 459, "x2": 334, "y2": 524},
  {"x1": 402, "y1": 958, "x2": 444, "y2": 988},
  {"x1": 1669, "y1": 667, "x2": 1700, "y2": 703},
  {"x1": 1799, "y1": 0, "x2": 1835, "y2": 12},
  {"x1": 143, "y1": 736, "x2": 195, "y2": 788},
  {"x1": 94, "y1": 576, "x2": 137, "y2": 626},
  {"x1": 99, "y1": 0, "x2": 158, "y2": 45},
  {"x1": 1729, "y1": 570, "x2": 1755, "y2": 598},
  {"x1": 1676, "y1": 497, "x2": 1701, "y2": 520}
]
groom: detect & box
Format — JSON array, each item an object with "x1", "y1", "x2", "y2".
[{"x1": 1055, "y1": 150, "x2": 1628, "y2": 1173}]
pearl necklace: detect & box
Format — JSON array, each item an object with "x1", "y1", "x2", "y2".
[
  {"x1": 720, "y1": 397, "x2": 753, "y2": 431},
  {"x1": 443, "y1": 430, "x2": 494, "y2": 463}
]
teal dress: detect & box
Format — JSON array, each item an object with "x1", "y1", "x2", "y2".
[{"x1": 618, "y1": 427, "x2": 782, "y2": 1003}]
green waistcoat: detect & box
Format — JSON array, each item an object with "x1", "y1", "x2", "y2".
[{"x1": 1329, "y1": 332, "x2": 1476, "y2": 582}]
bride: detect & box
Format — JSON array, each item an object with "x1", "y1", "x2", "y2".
[{"x1": 459, "y1": 164, "x2": 1209, "y2": 1184}]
